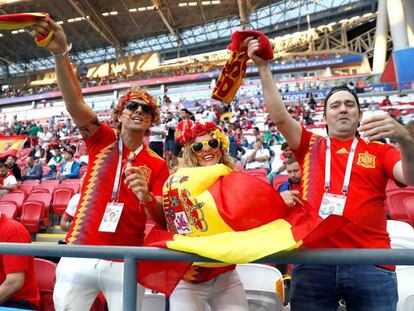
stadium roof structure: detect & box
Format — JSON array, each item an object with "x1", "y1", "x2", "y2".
[{"x1": 0, "y1": 0, "x2": 377, "y2": 78}]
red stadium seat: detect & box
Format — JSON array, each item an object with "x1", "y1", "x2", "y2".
[
  {"x1": 385, "y1": 187, "x2": 414, "y2": 225},
  {"x1": 26, "y1": 193, "x2": 53, "y2": 226},
  {"x1": 272, "y1": 175, "x2": 289, "y2": 190},
  {"x1": 34, "y1": 258, "x2": 56, "y2": 311},
  {"x1": 22, "y1": 179, "x2": 41, "y2": 186},
  {"x1": 14, "y1": 184, "x2": 34, "y2": 196},
  {"x1": 56, "y1": 182, "x2": 80, "y2": 194},
  {"x1": 52, "y1": 189, "x2": 74, "y2": 216},
  {"x1": 41, "y1": 179, "x2": 60, "y2": 186},
  {"x1": 0, "y1": 202, "x2": 17, "y2": 219},
  {"x1": 244, "y1": 168, "x2": 269, "y2": 183},
  {"x1": 20, "y1": 201, "x2": 43, "y2": 233},
  {"x1": 0, "y1": 193, "x2": 25, "y2": 218},
  {"x1": 404, "y1": 197, "x2": 414, "y2": 227},
  {"x1": 31, "y1": 184, "x2": 57, "y2": 194}
]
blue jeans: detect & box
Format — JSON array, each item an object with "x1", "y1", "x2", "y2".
[{"x1": 290, "y1": 264, "x2": 398, "y2": 311}]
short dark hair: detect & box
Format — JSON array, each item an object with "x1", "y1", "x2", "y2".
[
  {"x1": 0, "y1": 161, "x2": 6, "y2": 169},
  {"x1": 286, "y1": 156, "x2": 298, "y2": 165},
  {"x1": 323, "y1": 85, "x2": 360, "y2": 116},
  {"x1": 66, "y1": 150, "x2": 74, "y2": 157},
  {"x1": 281, "y1": 142, "x2": 290, "y2": 150}
]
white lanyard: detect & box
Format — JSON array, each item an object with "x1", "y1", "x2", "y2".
[
  {"x1": 111, "y1": 137, "x2": 143, "y2": 202},
  {"x1": 324, "y1": 137, "x2": 358, "y2": 194}
]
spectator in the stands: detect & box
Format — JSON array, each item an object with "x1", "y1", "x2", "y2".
[
  {"x1": 78, "y1": 145, "x2": 89, "y2": 166},
  {"x1": 278, "y1": 157, "x2": 301, "y2": 193},
  {"x1": 48, "y1": 148, "x2": 64, "y2": 168},
  {"x1": 0, "y1": 162, "x2": 17, "y2": 197},
  {"x1": 37, "y1": 126, "x2": 53, "y2": 149},
  {"x1": 22, "y1": 156, "x2": 42, "y2": 180},
  {"x1": 43, "y1": 165, "x2": 58, "y2": 180},
  {"x1": 245, "y1": 137, "x2": 270, "y2": 172},
  {"x1": 28, "y1": 121, "x2": 40, "y2": 148},
  {"x1": 380, "y1": 95, "x2": 392, "y2": 107},
  {"x1": 29, "y1": 145, "x2": 44, "y2": 160},
  {"x1": 5, "y1": 156, "x2": 21, "y2": 181},
  {"x1": 56, "y1": 150, "x2": 80, "y2": 181},
  {"x1": 0, "y1": 214, "x2": 40, "y2": 309}
]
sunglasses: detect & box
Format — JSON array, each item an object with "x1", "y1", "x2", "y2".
[
  {"x1": 124, "y1": 101, "x2": 153, "y2": 115},
  {"x1": 191, "y1": 139, "x2": 220, "y2": 153}
]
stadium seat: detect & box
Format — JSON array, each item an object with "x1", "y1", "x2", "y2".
[
  {"x1": 56, "y1": 182, "x2": 80, "y2": 194},
  {"x1": 385, "y1": 188, "x2": 414, "y2": 225},
  {"x1": 236, "y1": 263, "x2": 285, "y2": 310},
  {"x1": 26, "y1": 193, "x2": 53, "y2": 226},
  {"x1": 20, "y1": 201, "x2": 43, "y2": 233},
  {"x1": 13, "y1": 183, "x2": 34, "y2": 196},
  {"x1": 52, "y1": 188, "x2": 74, "y2": 216},
  {"x1": 34, "y1": 258, "x2": 56, "y2": 311},
  {"x1": 404, "y1": 197, "x2": 414, "y2": 226},
  {"x1": 0, "y1": 202, "x2": 17, "y2": 219},
  {"x1": 272, "y1": 175, "x2": 289, "y2": 190},
  {"x1": 244, "y1": 168, "x2": 269, "y2": 183},
  {"x1": 41, "y1": 179, "x2": 61, "y2": 186},
  {"x1": 22, "y1": 179, "x2": 41, "y2": 186},
  {"x1": 31, "y1": 184, "x2": 57, "y2": 194},
  {"x1": 0, "y1": 193, "x2": 25, "y2": 218},
  {"x1": 142, "y1": 290, "x2": 166, "y2": 311}
]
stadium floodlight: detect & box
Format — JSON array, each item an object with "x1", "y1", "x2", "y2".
[
  {"x1": 56, "y1": 20, "x2": 64, "y2": 25},
  {"x1": 138, "y1": 7, "x2": 147, "y2": 11},
  {"x1": 188, "y1": 2, "x2": 197, "y2": 6},
  {"x1": 129, "y1": 8, "x2": 137, "y2": 12},
  {"x1": 109, "y1": 11, "x2": 118, "y2": 15},
  {"x1": 102, "y1": 12, "x2": 109, "y2": 16},
  {"x1": 11, "y1": 30, "x2": 18, "y2": 34},
  {"x1": 211, "y1": 0, "x2": 220, "y2": 4},
  {"x1": 201, "y1": 1, "x2": 210, "y2": 4},
  {"x1": 0, "y1": 33, "x2": 3, "y2": 37},
  {"x1": 178, "y1": 2, "x2": 187, "y2": 7}
]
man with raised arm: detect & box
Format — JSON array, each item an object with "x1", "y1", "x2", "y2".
[
  {"x1": 30, "y1": 17, "x2": 169, "y2": 311},
  {"x1": 248, "y1": 37, "x2": 414, "y2": 311}
]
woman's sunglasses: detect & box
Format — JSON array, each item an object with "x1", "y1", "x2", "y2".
[
  {"x1": 191, "y1": 139, "x2": 220, "y2": 153},
  {"x1": 124, "y1": 101, "x2": 153, "y2": 115}
]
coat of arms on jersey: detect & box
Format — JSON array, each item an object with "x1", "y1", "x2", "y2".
[
  {"x1": 357, "y1": 152, "x2": 376, "y2": 168},
  {"x1": 138, "y1": 165, "x2": 151, "y2": 183}
]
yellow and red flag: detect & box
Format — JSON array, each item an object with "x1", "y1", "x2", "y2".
[
  {"x1": 212, "y1": 30, "x2": 274, "y2": 104},
  {"x1": 0, "y1": 135, "x2": 26, "y2": 159},
  {"x1": 138, "y1": 164, "x2": 348, "y2": 295},
  {"x1": 0, "y1": 12, "x2": 53, "y2": 46}
]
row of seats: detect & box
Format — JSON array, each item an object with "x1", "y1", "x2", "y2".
[{"x1": 0, "y1": 179, "x2": 81, "y2": 233}]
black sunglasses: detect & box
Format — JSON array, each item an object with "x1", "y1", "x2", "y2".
[
  {"x1": 124, "y1": 101, "x2": 153, "y2": 115},
  {"x1": 191, "y1": 139, "x2": 220, "y2": 153}
]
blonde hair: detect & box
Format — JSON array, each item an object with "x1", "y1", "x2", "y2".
[{"x1": 181, "y1": 144, "x2": 236, "y2": 169}]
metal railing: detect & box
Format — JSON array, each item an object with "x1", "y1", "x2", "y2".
[{"x1": 2, "y1": 243, "x2": 414, "y2": 311}]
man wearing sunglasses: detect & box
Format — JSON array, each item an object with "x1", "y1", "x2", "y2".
[
  {"x1": 30, "y1": 17, "x2": 170, "y2": 311},
  {"x1": 248, "y1": 37, "x2": 414, "y2": 311}
]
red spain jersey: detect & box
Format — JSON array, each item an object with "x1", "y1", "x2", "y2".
[
  {"x1": 66, "y1": 124, "x2": 169, "y2": 246},
  {"x1": 295, "y1": 127, "x2": 401, "y2": 251}
]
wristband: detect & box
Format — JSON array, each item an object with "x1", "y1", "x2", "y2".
[
  {"x1": 142, "y1": 193, "x2": 156, "y2": 209},
  {"x1": 51, "y1": 43, "x2": 72, "y2": 57}
]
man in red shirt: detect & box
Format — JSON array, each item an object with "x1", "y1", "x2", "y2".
[
  {"x1": 248, "y1": 37, "x2": 414, "y2": 310},
  {"x1": 30, "y1": 18, "x2": 169, "y2": 311},
  {"x1": 0, "y1": 214, "x2": 39, "y2": 310}
]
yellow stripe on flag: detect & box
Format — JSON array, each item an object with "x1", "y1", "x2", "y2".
[{"x1": 167, "y1": 219, "x2": 301, "y2": 264}]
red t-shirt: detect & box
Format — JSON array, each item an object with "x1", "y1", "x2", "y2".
[
  {"x1": 66, "y1": 124, "x2": 170, "y2": 246},
  {"x1": 0, "y1": 215, "x2": 39, "y2": 308},
  {"x1": 295, "y1": 127, "x2": 401, "y2": 251}
]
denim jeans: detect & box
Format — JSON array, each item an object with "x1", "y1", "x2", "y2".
[{"x1": 290, "y1": 264, "x2": 398, "y2": 311}]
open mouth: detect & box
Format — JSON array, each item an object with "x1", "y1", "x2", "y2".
[
  {"x1": 203, "y1": 154, "x2": 215, "y2": 161},
  {"x1": 131, "y1": 116, "x2": 143, "y2": 123}
]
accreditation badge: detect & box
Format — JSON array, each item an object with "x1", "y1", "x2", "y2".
[
  {"x1": 98, "y1": 202, "x2": 124, "y2": 232},
  {"x1": 318, "y1": 193, "x2": 347, "y2": 219}
]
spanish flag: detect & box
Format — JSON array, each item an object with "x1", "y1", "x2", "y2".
[
  {"x1": 138, "y1": 164, "x2": 348, "y2": 295},
  {"x1": 0, "y1": 135, "x2": 26, "y2": 160},
  {"x1": 0, "y1": 13, "x2": 53, "y2": 47},
  {"x1": 212, "y1": 30, "x2": 274, "y2": 104}
]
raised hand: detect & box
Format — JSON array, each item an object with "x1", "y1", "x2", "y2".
[{"x1": 29, "y1": 16, "x2": 68, "y2": 54}]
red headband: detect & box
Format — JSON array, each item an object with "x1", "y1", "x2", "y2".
[{"x1": 117, "y1": 91, "x2": 156, "y2": 110}]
